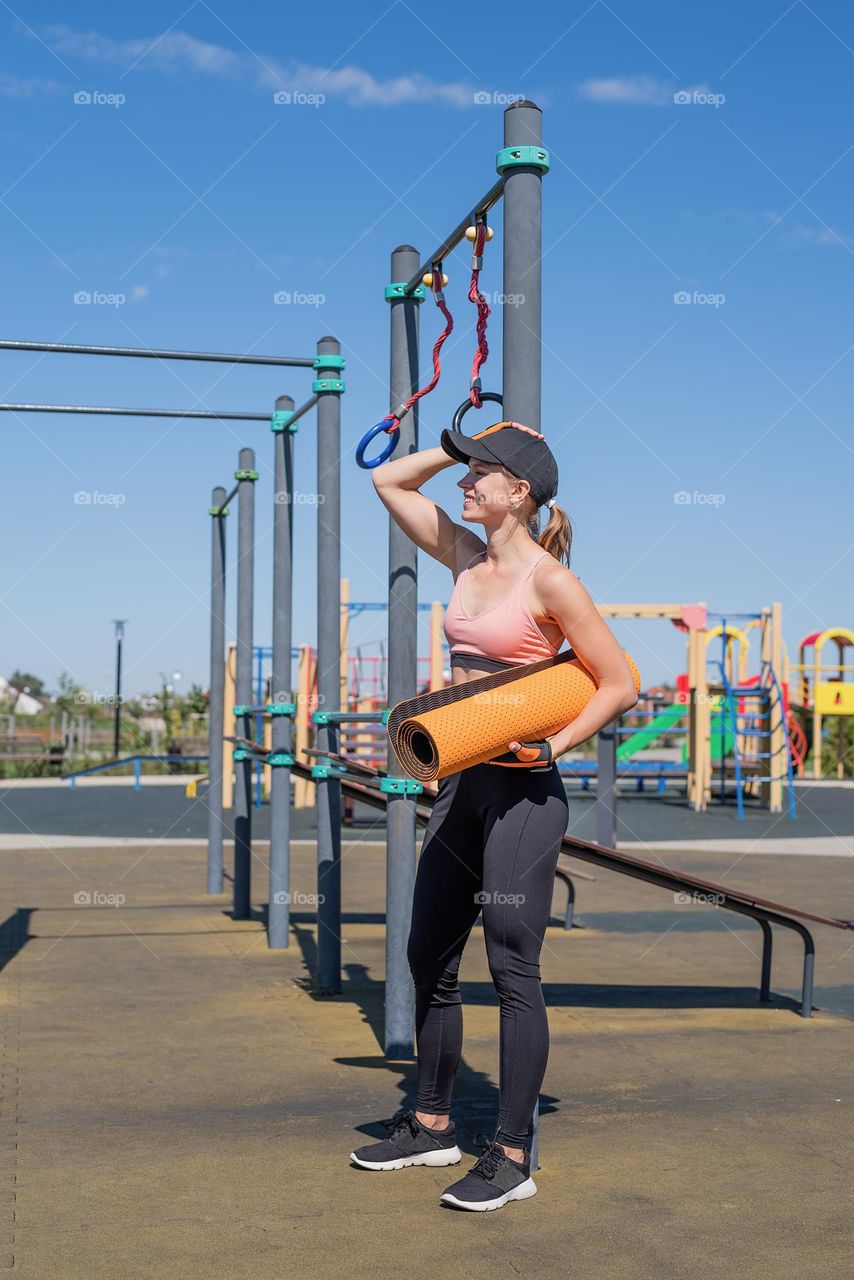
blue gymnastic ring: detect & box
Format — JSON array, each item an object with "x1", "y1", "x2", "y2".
[
  {"x1": 356, "y1": 417, "x2": 399, "y2": 469},
  {"x1": 451, "y1": 391, "x2": 503, "y2": 435}
]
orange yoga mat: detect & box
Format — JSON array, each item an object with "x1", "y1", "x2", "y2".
[{"x1": 387, "y1": 649, "x2": 641, "y2": 782}]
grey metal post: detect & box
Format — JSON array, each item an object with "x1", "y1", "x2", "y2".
[
  {"x1": 502, "y1": 101, "x2": 543, "y2": 434},
  {"x1": 502, "y1": 101, "x2": 545, "y2": 1168},
  {"x1": 207, "y1": 485, "x2": 227, "y2": 894},
  {"x1": 268, "y1": 396, "x2": 296, "y2": 948},
  {"x1": 597, "y1": 721, "x2": 618, "y2": 849},
  {"x1": 386, "y1": 245, "x2": 421, "y2": 1059},
  {"x1": 233, "y1": 446, "x2": 256, "y2": 920},
  {"x1": 315, "y1": 339, "x2": 343, "y2": 993}
]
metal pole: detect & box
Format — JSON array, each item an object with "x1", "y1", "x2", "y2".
[
  {"x1": 0, "y1": 339, "x2": 315, "y2": 366},
  {"x1": 315, "y1": 339, "x2": 343, "y2": 993},
  {"x1": 112, "y1": 620, "x2": 126, "y2": 757},
  {"x1": 0, "y1": 403, "x2": 271, "y2": 421},
  {"x1": 233, "y1": 447, "x2": 256, "y2": 920},
  {"x1": 386, "y1": 245, "x2": 421, "y2": 1059},
  {"x1": 268, "y1": 396, "x2": 296, "y2": 949},
  {"x1": 597, "y1": 722, "x2": 618, "y2": 849},
  {"x1": 207, "y1": 487, "x2": 227, "y2": 895},
  {"x1": 502, "y1": 100, "x2": 545, "y2": 1169}
]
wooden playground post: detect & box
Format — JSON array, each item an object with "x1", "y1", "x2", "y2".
[
  {"x1": 429, "y1": 602, "x2": 445, "y2": 692},
  {"x1": 340, "y1": 578, "x2": 350, "y2": 713},
  {"x1": 222, "y1": 643, "x2": 236, "y2": 811}
]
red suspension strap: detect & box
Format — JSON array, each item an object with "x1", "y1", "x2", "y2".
[
  {"x1": 467, "y1": 216, "x2": 491, "y2": 409},
  {"x1": 384, "y1": 263, "x2": 453, "y2": 435}
]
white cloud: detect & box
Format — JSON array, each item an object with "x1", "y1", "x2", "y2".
[
  {"x1": 32, "y1": 24, "x2": 473, "y2": 107},
  {"x1": 784, "y1": 225, "x2": 854, "y2": 248},
  {"x1": 577, "y1": 75, "x2": 673, "y2": 106},
  {"x1": 0, "y1": 71, "x2": 64, "y2": 98}
]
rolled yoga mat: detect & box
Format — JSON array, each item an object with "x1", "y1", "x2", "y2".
[{"x1": 387, "y1": 648, "x2": 641, "y2": 782}]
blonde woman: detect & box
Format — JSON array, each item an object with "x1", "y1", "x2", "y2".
[{"x1": 350, "y1": 421, "x2": 638, "y2": 1211}]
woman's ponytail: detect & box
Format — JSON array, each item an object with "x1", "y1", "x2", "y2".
[{"x1": 533, "y1": 502, "x2": 572, "y2": 567}]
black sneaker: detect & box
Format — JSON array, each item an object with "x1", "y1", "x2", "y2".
[
  {"x1": 440, "y1": 1132, "x2": 537, "y2": 1211},
  {"x1": 350, "y1": 1109, "x2": 462, "y2": 1171}
]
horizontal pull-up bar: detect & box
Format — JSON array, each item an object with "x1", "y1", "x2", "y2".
[
  {"x1": 403, "y1": 176, "x2": 505, "y2": 295},
  {"x1": 0, "y1": 402, "x2": 270, "y2": 421},
  {"x1": 0, "y1": 339, "x2": 315, "y2": 367}
]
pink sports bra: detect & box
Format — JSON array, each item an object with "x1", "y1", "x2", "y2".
[{"x1": 444, "y1": 549, "x2": 564, "y2": 666}]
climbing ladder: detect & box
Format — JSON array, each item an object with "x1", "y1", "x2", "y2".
[{"x1": 711, "y1": 657, "x2": 796, "y2": 821}]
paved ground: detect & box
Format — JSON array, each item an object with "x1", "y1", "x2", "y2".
[
  {"x1": 0, "y1": 823, "x2": 851, "y2": 1277},
  {"x1": 1, "y1": 778, "x2": 852, "y2": 845}
]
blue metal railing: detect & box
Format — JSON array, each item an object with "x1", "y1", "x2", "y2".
[{"x1": 64, "y1": 754, "x2": 208, "y2": 791}]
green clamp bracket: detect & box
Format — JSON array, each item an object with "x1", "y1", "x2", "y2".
[
  {"x1": 266, "y1": 702, "x2": 296, "y2": 716},
  {"x1": 496, "y1": 145, "x2": 550, "y2": 175},
  {"x1": 379, "y1": 777, "x2": 423, "y2": 795},
  {"x1": 271, "y1": 410, "x2": 297, "y2": 434},
  {"x1": 267, "y1": 752, "x2": 296, "y2": 767},
  {"x1": 312, "y1": 354, "x2": 346, "y2": 371},
  {"x1": 232, "y1": 748, "x2": 251, "y2": 762},
  {"x1": 209, "y1": 505, "x2": 229, "y2": 516},
  {"x1": 234, "y1": 468, "x2": 259, "y2": 481},
  {"x1": 312, "y1": 378, "x2": 345, "y2": 394},
  {"x1": 385, "y1": 282, "x2": 426, "y2": 303},
  {"x1": 381, "y1": 709, "x2": 390, "y2": 726},
  {"x1": 311, "y1": 763, "x2": 348, "y2": 779},
  {"x1": 233, "y1": 705, "x2": 251, "y2": 716}
]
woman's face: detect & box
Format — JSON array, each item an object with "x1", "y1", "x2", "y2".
[{"x1": 457, "y1": 459, "x2": 527, "y2": 522}]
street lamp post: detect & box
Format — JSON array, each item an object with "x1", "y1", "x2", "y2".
[{"x1": 111, "y1": 620, "x2": 127, "y2": 758}]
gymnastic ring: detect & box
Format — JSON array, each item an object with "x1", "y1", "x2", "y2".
[{"x1": 451, "y1": 391, "x2": 503, "y2": 435}]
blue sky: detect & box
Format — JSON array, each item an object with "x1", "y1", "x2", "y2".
[{"x1": 1, "y1": 1, "x2": 852, "y2": 696}]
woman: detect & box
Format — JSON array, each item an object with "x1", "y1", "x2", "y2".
[{"x1": 349, "y1": 420, "x2": 638, "y2": 1211}]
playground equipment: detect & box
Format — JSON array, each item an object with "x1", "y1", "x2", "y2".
[
  {"x1": 786, "y1": 628, "x2": 854, "y2": 778},
  {"x1": 204, "y1": 347, "x2": 344, "y2": 944}
]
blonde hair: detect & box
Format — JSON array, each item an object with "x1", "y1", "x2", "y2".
[{"x1": 500, "y1": 464, "x2": 572, "y2": 567}]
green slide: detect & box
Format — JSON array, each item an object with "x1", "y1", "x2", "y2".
[{"x1": 617, "y1": 704, "x2": 688, "y2": 761}]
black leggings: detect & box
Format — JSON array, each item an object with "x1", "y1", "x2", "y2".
[{"x1": 406, "y1": 760, "x2": 569, "y2": 1150}]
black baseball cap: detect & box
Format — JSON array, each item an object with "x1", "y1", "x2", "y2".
[{"x1": 440, "y1": 420, "x2": 559, "y2": 509}]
